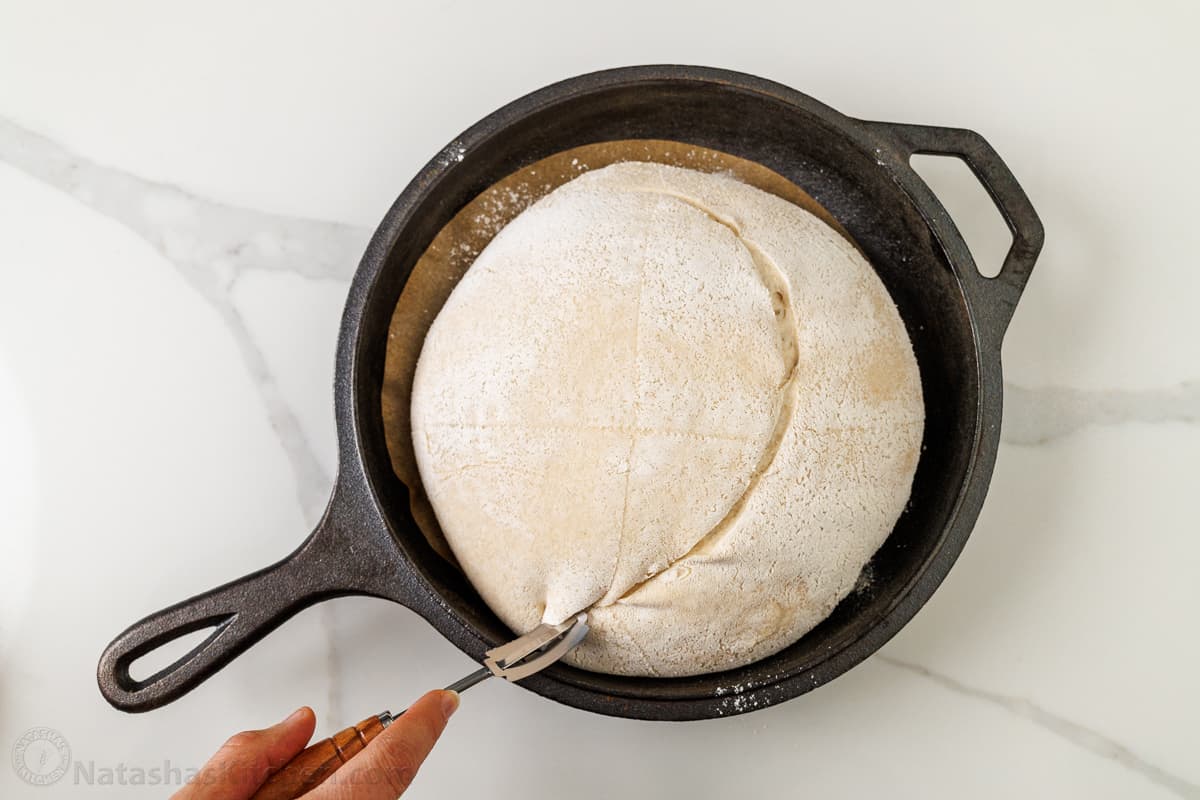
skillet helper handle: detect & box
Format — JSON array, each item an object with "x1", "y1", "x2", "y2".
[
  {"x1": 250, "y1": 713, "x2": 390, "y2": 800},
  {"x1": 870, "y1": 121, "x2": 1045, "y2": 332}
]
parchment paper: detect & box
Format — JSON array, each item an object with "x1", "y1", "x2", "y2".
[{"x1": 380, "y1": 139, "x2": 851, "y2": 566}]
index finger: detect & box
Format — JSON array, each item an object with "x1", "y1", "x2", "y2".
[
  {"x1": 174, "y1": 707, "x2": 316, "y2": 800},
  {"x1": 305, "y1": 690, "x2": 458, "y2": 800}
]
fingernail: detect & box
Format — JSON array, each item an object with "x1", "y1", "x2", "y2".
[
  {"x1": 441, "y1": 691, "x2": 460, "y2": 720},
  {"x1": 283, "y1": 707, "x2": 307, "y2": 725}
]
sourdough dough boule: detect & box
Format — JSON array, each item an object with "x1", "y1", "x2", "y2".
[{"x1": 411, "y1": 162, "x2": 923, "y2": 676}]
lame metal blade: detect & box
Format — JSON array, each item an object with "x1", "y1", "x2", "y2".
[{"x1": 483, "y1": 613, "x2": 589, "y2": 682}]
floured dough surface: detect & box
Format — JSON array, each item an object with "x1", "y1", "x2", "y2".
[{"x1": 411, "y1": 162, "x2": 923, "y2": 676}]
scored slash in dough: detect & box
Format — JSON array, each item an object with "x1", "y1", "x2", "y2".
[{"x1": 411, "y1": 162, "x2": 924, "y2": 677}]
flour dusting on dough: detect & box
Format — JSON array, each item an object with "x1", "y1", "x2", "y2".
[{"x1": 411, "y1": 162, "x2": 923, "y2": 677}]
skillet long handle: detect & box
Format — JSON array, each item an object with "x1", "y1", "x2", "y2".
[
  {"x1": 96, "y1": 484, "x2": 410, "y2": 713},
  {"x1": 96, "y1": 544, "x2": 328, "y2": 714},
  {"x1": 250, "y1": 714, "x2": 390, "y2": 800}
]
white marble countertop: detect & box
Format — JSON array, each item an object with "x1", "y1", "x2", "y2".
[{"x1": 2, "y1": 2, "x2": 1197, "y2": 798}]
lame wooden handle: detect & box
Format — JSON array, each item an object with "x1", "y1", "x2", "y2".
[{"x1": 250, "y1": 714, "x2": 388, "y2": 800}]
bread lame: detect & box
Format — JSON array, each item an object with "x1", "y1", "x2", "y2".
[{"x1": 249, "y1": 614, "x2": 589, "y2": 800}]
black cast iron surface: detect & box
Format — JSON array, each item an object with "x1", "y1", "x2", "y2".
[{"x1": 98, "y1": 65, "x2": 1044, "y2": 720}]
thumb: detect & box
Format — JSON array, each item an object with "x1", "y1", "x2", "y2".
[
  {"x1": 174, "y1": 707, "x2": 317, "y2": 800},
  {"x1": 305, "y1": 690, "x2": 458, "y2": 800}
]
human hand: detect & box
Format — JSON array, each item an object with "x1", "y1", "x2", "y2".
[{"x1": 172, "y1": 690, "x2": 459, "y2": 799}]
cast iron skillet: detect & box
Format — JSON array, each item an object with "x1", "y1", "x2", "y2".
[{"x1": 98, "y1": 65, "x2": 1043, "y2": 721}]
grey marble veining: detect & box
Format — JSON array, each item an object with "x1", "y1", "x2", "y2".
[
  {"x1": 0, "y1": 116, "x2": 365, "y2": 521},
  {"x1": 1003, "y1": 382, "x2": 1199, "y2": 446},
  {"x1": 877, "y1": 656, "x2": 1200, "y2": 800}
]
